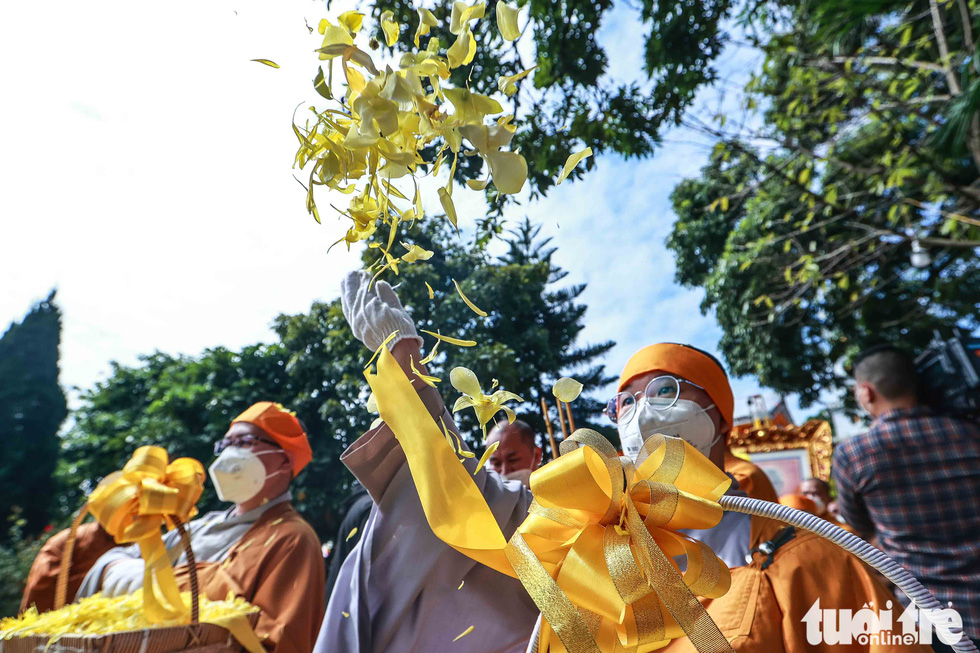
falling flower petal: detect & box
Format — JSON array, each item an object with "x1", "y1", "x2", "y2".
[
  {"x1": 438, "y1": 187, "x2": 458, "y2": 228},
  {"x1": 342, "y1": 611, "x2": 350, "y2": 618},
  {"x1": 251, "y1": 59, "x2": 280, "y2": 68},
  {"x1": 401, "y1": 243, "x2": 434, "y2": 263},
  {"x1": 474, "y1": 440, "x2": 499, "y2": 474},
  {"x1": 447, "y1": 27, "x2": 477, "y2": 68},
  {"x1": 414, "y1": 8, "x2": 438, "y2": 47},
  {"x1": 421, "y1": 329, "x2": 477, "y2": 347},
  {"x1": 557, "y1": 147, "x2": 593, "y2": 185},
  {"x1": 425, "y1": 281, "x2": 435, "y2": 299},
  {"x1": 420, "y1": 339, "x2": 440, "y2": 365},
  {"x1": 346, "y1": 527, "x2": 358, "y2": 541},
  {"x1": 338, "y1": 11, "x2": 365, "y2": 34},
  {"x1": 497, "y1": 66, "x2": 535, "y2": 96},
  {"x1": 453, "y1": 279, "x2": 488, "y2": 316},
  {"x1": 495, "y1": 2, "x2": 522, "y2": 41},
  {"x1": 454, "y1": 626, "x2": 475, "y2": 642},
  {"x1": 380, "y1": 11, "x2": 400, "y2": 47},
  {"x1": 450, "y1": 1, "x2": 486, "y2": 35},
  {"x1": 411, "y1": 356, "x2": 441, "y2": 387},
  {"x1": 458, "y1": 580, "x2": 465, "y2": 589},
  {"x1": 552, "y1": 377, "x2": 584, "y2": 402},
  {"x1": 364, "y1": 330, "x2": 400, "y2": 370}
]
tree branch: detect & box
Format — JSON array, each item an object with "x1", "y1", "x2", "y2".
[
  {"x1": 929, "y1": 0, "x2": 963, "y2": 95},
  {"x1": 957, "y1": 0, "x2": 975, "y2": 54}
]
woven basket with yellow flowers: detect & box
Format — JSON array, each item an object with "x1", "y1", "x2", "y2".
[{"x1": 0, "y1": 447, "x2": 264, "y2": 653}]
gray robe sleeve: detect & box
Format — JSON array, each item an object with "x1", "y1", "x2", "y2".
[
  {"x1": 75, "y1": 528, "x2": 185, "y2": 600},
  {"x1": 316, "y1": 385, "x2": 538, "y2": 653}
]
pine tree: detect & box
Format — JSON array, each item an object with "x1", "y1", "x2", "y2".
[{"x1": 0, "y1": 291, "x2": 68, "y2": 539}]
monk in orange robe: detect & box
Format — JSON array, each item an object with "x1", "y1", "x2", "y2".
[
  {"x1": 67, "y1": 402, "x2": 324, "y2": 653},
  {"x1": 780, "y1": 493, "x2": 857, "y2": 535},
  {"x1": 612, "y1": 344, "x2": 929, "y2": 652},
  {"x1": 19, "y1": 522, "x2": 116, "y2": 614},
  {"x1": 724, "y1": 450, "x2": 779, "y2": 503}
]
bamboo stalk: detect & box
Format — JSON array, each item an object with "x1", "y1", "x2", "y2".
[
  {"x1": 564, "y1": 401, "x2": 576, "y2": 432},
  {"x1": 540, "y1": 396, "x2": 559, "y2": 459}
]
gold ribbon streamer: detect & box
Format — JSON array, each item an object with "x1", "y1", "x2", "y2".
[
  {"x1": 366, "y1": 348, "x2": 736, "y2": 653},
  {"x1": 87, "y1": 447, "x2": 265, "y2": 653}
]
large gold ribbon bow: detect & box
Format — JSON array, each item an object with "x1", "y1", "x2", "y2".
[
  {"x1": 87, "y1": 446, "x2": 205, "y2": 623},
  {"x1": 367, "y1": 347, "x2": 736, "y2": 653}
]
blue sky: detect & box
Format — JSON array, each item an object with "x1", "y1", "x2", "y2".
[{"x1": 0, "y1": 0, "x2": 819, "y2": 425}]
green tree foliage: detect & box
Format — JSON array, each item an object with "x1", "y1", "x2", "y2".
[
  {"x1": 0, "y1": 292, "x2": 68, "y2": 539},
  {"x1": 666, "y1": 0, "x2": 980, "y2": 404},
  {"x1": 59, "y1": 221, "x2": 613, "y2": 539}
]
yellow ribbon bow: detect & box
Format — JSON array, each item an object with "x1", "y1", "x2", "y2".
[
  {"x1": 367, "y1": 346, "x2": 736, "y2": 653},
  {"x1": 87, "y1": 446, "x2": 205, "y2": 623}
]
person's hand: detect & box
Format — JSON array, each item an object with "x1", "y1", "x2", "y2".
[
  {"x1": 340, "y1": 270, "x2": 423, "y2": 352},
  {"x1": 100, "y1": 559, "x2": 145, "y2": 597}
]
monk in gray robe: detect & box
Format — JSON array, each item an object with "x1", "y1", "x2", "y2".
[{"x1": 316, "y1": 271, "x2": 538, "y2": 653}]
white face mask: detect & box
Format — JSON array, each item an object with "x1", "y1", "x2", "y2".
[
  {"x1": 501, "y1": 468, "x2": 533, "y2": 487},
  {"x1": 618, "y1": 399, "x2": 720, "y2": 462},
  {"x1": 208, "y1": 446, "x2": 285, "y2": 504}
]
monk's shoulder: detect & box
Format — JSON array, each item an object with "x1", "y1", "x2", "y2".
[{"x1": 255, "y1": 504, "x2": 321, "y2": 551}]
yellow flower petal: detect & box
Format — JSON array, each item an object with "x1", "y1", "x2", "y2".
[
  {"x1": 495, "y1": 1, "x2": 522, "y2": 41},
  {"x1": 474, "y1": 440, "x2": 499, "y2": 473},
  {"x1": 251, "y1": 59, "x2": 280, "y2": 68},
  {"x1": 401, "y1": 243, "x2": 434, "y2": 263},
  {"x1": 366, "y1": 392, "x2": 378, "y2": 414},
  {"x1": 450, "y1": 366, "x2": 484, "y2": 397},
  {"x1": 364, "y1": 330, "x2": 400, "y2": 370},
  {"x1": 420, "y1": 339, "x2": 440, "y2": 365},
  {"x1": 415, "y1": 8, "x2": 438, "y2": 47},
  {"x1": 497, "y1": 66, "x2": 535, "y2": 96},
  {"x1": 557, "y1": 146, "x2": 593, "y2": 185},
  {"x1": 454, "y1": 626, "x2": 475, "y2": 642},
  {"x1": 411, "y1": 356, "x2": 441, "y2": 387},
  {"x1": 342, "y1": 611, "x2": 350, "y2": 618},
  {"x1": 458, "y1": 580, "x2": 465, "y2": 589},
  {"x1": 338, "y1": 10, "x2": 365, "y2": 34},
  {"x1": 425, "y1": 281, "x2": 435, "y2": 299},
  {"x1": 453, "y1": 279, "x2": 488, "y2": 317},
  {"x1": 447, "y1": 27, "x2": 477, "y2": 68},
  {"x1": 552, "y1": 377, "x2": 584, "y2": 402},
  {"x1": 485, "y1": 150, "x2": 527, "y2": 194},
  {"x1": 450, "y1": 1, "x2": 486, "y2": 35},
  {"x1": 438, "y1": 186, "x2": 458, "y2": 228},
  {"x1": 380, "y1": 11, "x2": 400, "y2": 47},
  {"x1": 421, "y1": 329, "x2": 477, "y2": 347},
  {"x1": 346, "y1": 527, "x2": 358, "y2": 541}
]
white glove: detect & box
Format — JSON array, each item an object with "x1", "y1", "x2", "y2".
[
  {"x1": 100, "y1": 558, "x2": 145, "y2": 597},
  {"x1": 340, "y1": 270, "x2": 423, "y2": 352}
]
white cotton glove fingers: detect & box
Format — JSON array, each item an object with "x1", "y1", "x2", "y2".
[
  {"x1": 375, "y1": 281, "x2": 406, "y2": 312},
  {"x1": 340, "y1": 270, "x2": 371, "y2": 326}
]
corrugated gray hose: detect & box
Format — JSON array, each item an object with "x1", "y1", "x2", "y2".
[{"x1": 720, "y1": 494, "x2": 978, "y2": 653}]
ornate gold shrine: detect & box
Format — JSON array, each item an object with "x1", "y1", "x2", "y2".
[{"x1": 727, "y1": 419, "x2": 834, "y2": 493}]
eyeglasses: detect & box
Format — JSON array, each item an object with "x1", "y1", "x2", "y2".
[
  {"x1": 604, "y1": 375, "x2": 706, "y2": 425},
  {"x1": 214, "y1": 435, "x2": 280, "y2": 455}
]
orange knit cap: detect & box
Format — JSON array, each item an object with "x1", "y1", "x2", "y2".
[
  {"x1": 618, "y1": 343, "x2": 734, "y2": 429},
  {"x1": 232, "y1": 402, "x2": 311, "y2": 477}
]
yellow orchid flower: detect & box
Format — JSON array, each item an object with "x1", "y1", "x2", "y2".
[{"x1": 450, "y1": 367, "x2": 524, "y2": 437}]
